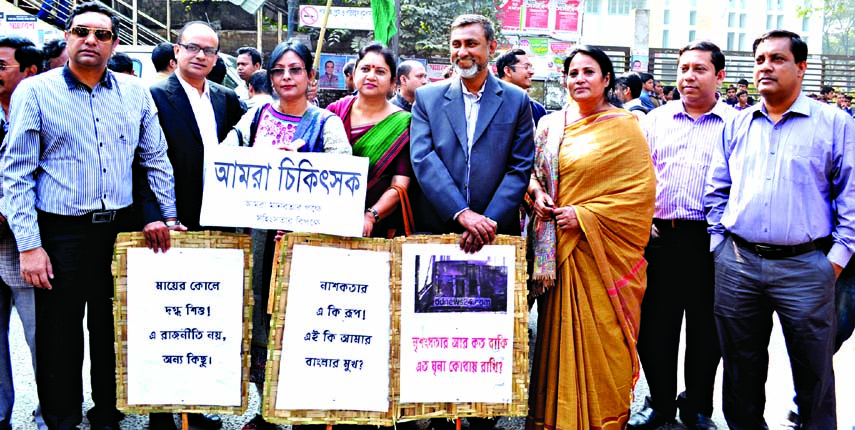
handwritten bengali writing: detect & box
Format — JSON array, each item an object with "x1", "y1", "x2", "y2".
[
  {"x1": 243, "y1": 201, "x2": 321, "y2": 212},
  {"x1": 150, "y1": 328, "x2": 226, "y2": 342},
  {"x1": 304, "y1": 357, "x2": 365, "y2": 373},
  {"x1": 275, "y1": 158, "x2": 362, "y2": 197},
  {"x1": 318, "y1": 281, "x2": 368, "y2": 294},
  {"x1": 303, "y1": 329, "x2": 372, "y2": 345},
  {"x1": 163, "y1": 304, "x2": 212, "y2": 317},
  {"x1": 433, "y1": 297, "x2": 492, "y2": 308},
  {"x1": 213, "y1": 161, "x2": 271, "y2": 190},
  {"x1": 190, "y1": 281, "x2": 220, "y2": 291},
  {"x1": 155, "y1": 281, "x2": 185, "y2": 291},
  {"x1": 317, "y1": 304, "x2": 366, "y2": 320},
  {"x1": 161, "y1": 353, "x2": 213, "y2": 368},
  {"x1": 416, "y1": 358, "x2": 504, "y2": 375},
  {"x1": 255, "y1": 213, "x2": 320, "y2": 227},
  {"x1": 411, "y1": 336, "x2": 508, "y2": 352}
]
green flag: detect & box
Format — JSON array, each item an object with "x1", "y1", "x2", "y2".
[{"x1": 372, "y1": 0, "x2": 397, "y2": 45}]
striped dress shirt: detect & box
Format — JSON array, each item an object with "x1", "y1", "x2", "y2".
[
  {"x1": 642, "y1": 100, "x2": 735, "y2": 221},
  {"x1": 3, "y1": 66, "x2": 176, "y2": 252}
]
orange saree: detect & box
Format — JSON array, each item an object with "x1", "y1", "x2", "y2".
[{"x1": 526, "y1": 109, "x2": 655, "y2": 430}]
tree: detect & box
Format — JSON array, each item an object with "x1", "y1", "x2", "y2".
[{"x1": 798, "y1": 0, "x2": 855, "y2": 55}]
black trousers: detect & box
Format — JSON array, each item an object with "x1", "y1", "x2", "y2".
[
  {"x1": 714, "y1": 236, "x2": 836, "y2": 430},
  {"x1": 34, "y1": 210, "x2": 129, "y2": 430},
  {"x1": 636, "y1": 220, "x2": 720, "y2": 417}
]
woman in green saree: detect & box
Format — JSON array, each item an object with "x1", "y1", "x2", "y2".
[{"x1": 326, "y1": 42, "x2": 413, "y2": 238}]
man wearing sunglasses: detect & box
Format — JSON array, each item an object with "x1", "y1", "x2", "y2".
[
  {"x1": 2, "y1": 3, "x2": 179, "y2": 430},
  {"x1": 144, "y1": 21, "x2": 243, "y2": 430}
]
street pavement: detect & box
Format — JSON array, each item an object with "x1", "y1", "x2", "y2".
[{"x1": 5, "y1": 305, "x2": 855, "y2": 430}]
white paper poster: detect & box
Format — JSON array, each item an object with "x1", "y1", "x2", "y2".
[
  {"x1": 200, "y1": 145, "x2": 368, "y2": 237},
  {"x1": 275, "y1": 245, "x2": 391, "y2": 412},
  {"x1": 399, "y1": 244, "x2": 515, "y2": 403},
  {"x1": 125, "y1": 247, "x2": 245, "y2": 406}
]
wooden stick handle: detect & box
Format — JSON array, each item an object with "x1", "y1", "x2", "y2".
[
  {"x1": 181, "y1": 413, "x2": 189, "y2": 430},
  {"x1": 312, "y1": 0, "x2": 334, "y2": 73}
]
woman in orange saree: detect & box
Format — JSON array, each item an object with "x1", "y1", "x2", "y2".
[{"x1": 525, "y1": 46, "x2": 655, "y2": 430}]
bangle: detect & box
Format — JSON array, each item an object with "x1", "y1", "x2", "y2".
[
  {"x1": 165, "y1": 220, "x2": 182, "y2": 227},
  {"x1": 365, "y1": 208, "x2": 379, "y2": 222}
]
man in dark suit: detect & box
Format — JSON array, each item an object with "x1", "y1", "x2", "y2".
[
  {"x1": 410, "y1": 14, "x2": 534, "y2": 255},
  {"x1": 145, "y1": 20, "x2": 244, "y2": 430},
  {"x1": 149, "y1": 20, "x2": 245, "y2": 232}
]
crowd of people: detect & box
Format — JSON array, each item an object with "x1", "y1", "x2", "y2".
[{"x1": 0, "y1": 3, "x2": 853, "y2": 430}]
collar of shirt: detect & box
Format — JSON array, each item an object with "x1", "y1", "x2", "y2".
[
  {"x1": 175, "y1": 72, "x2": 220, "y2": 147},
  {"x1": 754, "y1": 93, "x2": 811, "y2": 122},
  {"x1": 461, "y1": 78, "x2": 486, "y2": 152},
  {"x1": 62, "y1": 64, "x2": 112, "y2": 91},
  {"x1": 672, "y1": 97, "x2": 733, "y2": 122}
]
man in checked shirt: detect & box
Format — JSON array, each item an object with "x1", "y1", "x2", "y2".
[{"x1": 2, "y1": 3, "x2": 179, "y2": 429}]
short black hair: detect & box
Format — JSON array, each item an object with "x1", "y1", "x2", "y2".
[
  {"x1": 450, "y1": 14, "x2": 495, "y2": 43},
  {"x1": 42, "y1": 39, "x2": 66, "y2": 70},
  {"x1": 0, "y1": 36, "x2": 42, "y2": 73},
  {"x1": 726, "y1": 85, "x2": 737, "y2": 92},
  {"x1": 737, "y1": 78, "x2": 750, "y2": 86},
  {"x1": 636, "y1": 71, "x2": 654, "y2": 83},
  {"x1": 753, "y1": 30, "x2": 807, "y2": 63},
  {"x1": 615, "y1": 73, "x2": 643, "y2": 99},
  {"x1": 679, "y1": 40, "x2": 726, "y2": 73},
  {"x1": 356, "y1": 42, "x2": 396, "y2": 81},
  {"x1": 207, "y1": 56, "x2": 226, "y2": 84},
  {"x1": 736, "y1": 90, "x2": 748, "y2": 98},
  {"x1": 342, "y1": 59, "x2": 356, "y2": 77},
  {"x1": 107, "y1": 52, "x2": 134, "y2": 74},
  {"x1": 820, "y1": 85, "x2": 835, "y2": 95},
  {"x1": 177, "y1": 21, "x2": 218, "y2": 49},
  {"x1": 846, "y1": 95, "x2": 853, "y2": 101},
  {"x1": 65, "y1": 2, "x2": 119, "y2": 41},
  {"x1": 325, "y1": 60, "x2": 335, "y2": 67},
  {"x1": 563, "y1": 45, "x2": 615, "y2": 99},
  {"x1": 151, "y1": 42, "x2": 174, "y2": 72},
  {"x1": 670, "y1": 87, "x2": 681, "y2": 100},
  {"x1": 236, "y1": 47, "x2": 262, "y2": 66},
  {"x1": 496, "y1": 48, "x2": 526, "y2": 79},
  {"x1": 247, "y1": 70, "x2": 271, "y2": 95},
  {"x1": 268, "y1": 39, "x2": 313, "y2": 81}
]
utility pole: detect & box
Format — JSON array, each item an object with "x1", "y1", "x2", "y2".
[
  {"x1": 391, "y1": 0, "x2": 401, "y2": 58},
  {"x1": 287, "y1": 0, "x2": 298, "y2": 39}
]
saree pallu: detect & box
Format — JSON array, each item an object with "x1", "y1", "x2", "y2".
[{"x1": 526, "y1": 109, "x2": 655, "y2": 430}]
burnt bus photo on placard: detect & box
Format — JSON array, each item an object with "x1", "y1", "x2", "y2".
[{"x1": 413, "y1": 255, "x2": 509, "y2": 314}]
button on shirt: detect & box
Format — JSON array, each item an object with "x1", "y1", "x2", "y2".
[
  {"x1": 3, "y1": 66, "x2": 177, "y2": 252},
  {"x1": 176, "y1": 73, "x2": 219, "y2": 147},
  {"x1": 462, "y1": 79, "x2": 485, "y2": 205},
  {"x1": 643, "y1": 99, "x2": 735, "y2": 221},
  {"x1": 705, "y1": 94, "x2": 855, "y2": 267}
]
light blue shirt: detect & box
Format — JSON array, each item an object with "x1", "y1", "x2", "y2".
[
  {"x1": 3, "y1": 66, "x2": 176, "y2": 252},
  {"x1": 704, "y1": 94, "x2": 855, "y2": 267}
]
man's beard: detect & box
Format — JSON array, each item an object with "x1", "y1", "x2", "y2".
[{"x1": 454, "y1": 61, "x2": 483, "y2": 79}]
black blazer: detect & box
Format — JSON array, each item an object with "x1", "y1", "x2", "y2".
[{"x1": 140, "y1": 73, "x2": 245, "y2": 230}]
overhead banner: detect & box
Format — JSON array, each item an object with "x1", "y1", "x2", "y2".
[
  {"x1": 299, "y1": 5, "x2": 373, "y2": 31},
  {"x1": 199, "y1": 146, "x2": 367, "y2": 237}
]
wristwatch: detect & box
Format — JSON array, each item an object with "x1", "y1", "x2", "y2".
[
  {"x1": 365, "y1": 208, "x2": 379, "y2": 222},
  {"x1": 165, "y1": 219, "x2": 182, "y2": 228}
]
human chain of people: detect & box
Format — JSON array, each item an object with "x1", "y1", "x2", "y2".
[{"x1": 0, "y1": 2, "x2": 853, "y2": 430}]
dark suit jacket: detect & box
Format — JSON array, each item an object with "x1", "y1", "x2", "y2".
[
  {"x1": 410, "y1": 73, "x2": 534, "y2": 235},
  {"x1": 141, "y1": 73, "x2": 245, "y2": 230}
]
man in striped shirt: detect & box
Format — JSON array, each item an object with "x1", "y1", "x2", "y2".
[
  {"x1": 2, "y1": 3, "x2": 177, "y2": 429},
  {"x1": 629, "y1": 41, "x2": 733, "y2": 430}
]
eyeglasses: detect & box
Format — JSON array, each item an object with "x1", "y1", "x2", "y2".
[
  {"x1": 509, "y1": 63, "x2": 533, "y2": 71},
  {"x1": 69, "y1": 26, "x2": 114, "y2": 42},
  {"x1": 0, "y1": 63, "x2": 20, "y2": 71},
  {"x1": 269, "y1": 67, "x2": 305, "y2": 78},
  {"x1": 178, "y1": 43, "x2": 219, "y2": 57}
]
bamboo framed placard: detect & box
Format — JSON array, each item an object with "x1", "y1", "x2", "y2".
[
  {"x1": 262, "y1": 233, "x2": 528, "y2": 425},
  {"x1": 113, "y1": 231, "x2": 253, "y2": 415}
]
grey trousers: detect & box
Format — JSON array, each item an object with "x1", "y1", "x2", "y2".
[
  {"x1": 0, "y1": 282, "x2": 46, "y2": 430},
  {"x1": 713, "y1": 236, "x2": 836, "y2": 430}
]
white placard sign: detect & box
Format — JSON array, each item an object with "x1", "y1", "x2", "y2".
[
  {"x1": 125, "y1": 247, "x2": 245, "y2": 406},
  {"x1": 199, "y1": 145, "x2": 367, "y2": 237},
  {"x1": 275, "y1": 245, "x2": 391, "y2": 412},
  {"x1": 399, "y1": 244, "x2": 515, "y2": 403},
  {"x1": 299, "y1": 6, "x2": 373, "y2": 30}
]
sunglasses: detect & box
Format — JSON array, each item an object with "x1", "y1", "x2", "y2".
[
  {"x1": 70, "y1": 26, "x2": 114, "y2": 42},
  {"x1": 269, "y1": 67, "x2": 305, "y2": 78}
]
